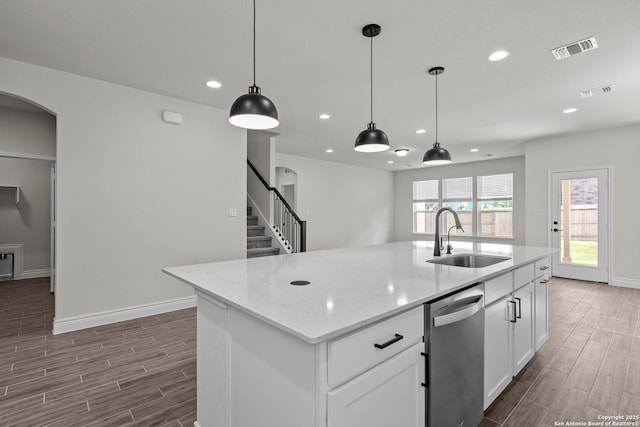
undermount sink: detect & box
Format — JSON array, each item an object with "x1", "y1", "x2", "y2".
[{"x1": 427, "y1": 253, "x2": 511, "y2": 268}]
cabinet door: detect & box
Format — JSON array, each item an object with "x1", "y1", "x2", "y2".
[
  {"x1": 535, "y1": 279, "x2": 549, "y2": 350},
  {"x1": 328, "y1": 343, "x2": 425, "y2": 427},
  {"x1": 512, "y1": 282, "x2": 535, "y2": 375},
  {"x1": 484, "y1": 296, "x2": 512, "y2": 409}
]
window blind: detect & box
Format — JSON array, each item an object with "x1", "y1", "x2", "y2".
[
  {"x1": 478, "y1": 174, "x2": 513, "y2": 200},
  {"x1": 413, "y1": 180, "x2": 438, "y2": 200},
  {"x1": 443, "y1": 177, "x2": 472, "y2": 200}
]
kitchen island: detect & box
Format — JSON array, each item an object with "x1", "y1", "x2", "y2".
[{"x1": 164, "y1": 241, "x2": 552, "y2": 427}]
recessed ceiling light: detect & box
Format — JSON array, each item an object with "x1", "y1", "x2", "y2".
[
  {"x1": 562, "y1": 108, "x2": 578, "y2": 114},
  {"x1": 325, "y1": 149, "x2": 334, "y2": 153},
  {"x1": 394, "y1": 148, "x2": 410, "y2": 157},
  {"x1": 470, "y1": 148, "x2": 479, "y2": 152},
  {"x1": 387, "y1": 160, "x2": 394, "y2": 164},
  {"x1": 206, "y1": 80, "x2": 222, "y2": 88},
  {"x1": 319, "y1": 113, "x2": 331, "y2": 120},
  {"x1": 488, "y1": 51, "x2": 509, "y2": 61},
  {"x1": 415, "y1": 129, "x2": 427, "y2": 134}
]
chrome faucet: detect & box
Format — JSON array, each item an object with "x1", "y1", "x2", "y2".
[{"x1": 434, "y1": 207, "x2": 464, "y2": 257}]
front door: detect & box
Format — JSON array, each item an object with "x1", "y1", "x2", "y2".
[{"x1": 550, "y1": 168, "x2": 609, "y2": 282}]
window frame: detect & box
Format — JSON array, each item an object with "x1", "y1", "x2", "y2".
[{"x1": 412, "y1": 172, "x2": 514, "y2": 239}]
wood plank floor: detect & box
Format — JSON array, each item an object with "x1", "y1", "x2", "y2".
[
  {"x1": 0, "y1": 278, "x2": 197, "y2": 426},
  {"x1": 1, "y1": 276, "x2": 639, "y2": 426}
]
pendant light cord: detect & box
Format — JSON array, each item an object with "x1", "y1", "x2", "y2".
[
  {"x1": 252, "y1": 0, "x2": 256, "y2": 86},
  {"x1": 370, "y1": 35, "x2": 374, "y2": 123},
  {"x1": 435, "y1": 71, "x2": 438, "y2": 143}
]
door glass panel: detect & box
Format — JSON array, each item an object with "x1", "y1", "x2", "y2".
[{"x1": 559, "y1": 178, "x2": 598, "y2": 266}]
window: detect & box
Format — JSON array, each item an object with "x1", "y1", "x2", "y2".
[
  {"x1": 442, "y1": 177, "x2": 472, "y2": 236},
  {"x1": 478, "y1": 174, "x2": 513, "y2": 237},
  {"x1": 412, "y1": 173, "x2": 514, "y2": 238},
  {"x1": 413, "y1": 180, "x2": 438, "y2": 234}
]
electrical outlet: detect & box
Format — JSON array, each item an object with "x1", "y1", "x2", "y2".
[{"x1": 228, "y1": 208, "x2": 237, "y2": 217}]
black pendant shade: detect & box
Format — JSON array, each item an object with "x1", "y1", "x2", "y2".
[
  {"x1": 422, "y1": 142, "x2": 452, "y2": 165},
  {"x1": 229, "y1": 85, "x2": 279, "y2": 130},
  {"x1": 355, "y1": 122, "x2": 390, "y2": 153},
  {"x1": 354, "y1": 24, "x2": 390, "y2": 153},
  {"x1": 229, "y1": 0, "x2": 279, "y2": 130},
  {"x1": 423, "y1": 66, "x2": 452, "y2": 165}
]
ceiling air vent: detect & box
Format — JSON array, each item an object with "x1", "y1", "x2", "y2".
[
  {"x1": 600, "y1": 84, "x2": 615, "y2": 94},
  {"x1": 579, "y1": 84, "x2": 615, "y2": 98},
  {"x1": 579, "y1": 89, "x2": 593, "y2": 98},
  {"x1": 551, "y1": 36, "x2": 598, "y2": 60}
]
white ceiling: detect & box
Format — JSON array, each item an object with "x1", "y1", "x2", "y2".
[{"x1": 1, "y1": 0, "x2": 639, "y2": 170}]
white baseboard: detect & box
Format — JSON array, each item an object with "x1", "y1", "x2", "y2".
[
  {"x1": 610, "y1": 277, "x2": 640, "y2": 289},
  {"x1": 193, "y1": 422, "x2": 202, "y2": 427},
  {"x1": 21, "y1": 269, "x2": 51, "y2": 279},
  {"x1": 52, "y1": 295, "x2": 196, "y2": 335}
]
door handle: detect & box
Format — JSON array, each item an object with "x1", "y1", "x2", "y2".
[
  {"x1": 509, "y1": 300, "x2": 517, "y2": 323},
  {"x1": 374, "y1": 334, "x2": 404, "y2": 349},
  {"x1": 515, "y1": 297, "x2": 522, "y2": 319},
  {"x1": 433, "y1": 296, "x2": 483, "y2": 327}
]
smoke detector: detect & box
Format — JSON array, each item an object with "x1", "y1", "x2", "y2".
[{"x1": 551, "y1": 37, "x2": 598, "y2": 60}]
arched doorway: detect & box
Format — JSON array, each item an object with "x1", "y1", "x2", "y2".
[{"x1": 0, "y1": 93, "x2": 57, "y2": 319}]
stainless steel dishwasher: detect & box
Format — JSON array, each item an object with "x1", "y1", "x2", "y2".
[{"x1": 424, "y1": 283, "x2": 484, "y2": 427}]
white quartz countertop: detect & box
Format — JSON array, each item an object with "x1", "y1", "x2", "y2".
[{"x1": 163, "y1": 241, "x2": 552, "y2": 344}]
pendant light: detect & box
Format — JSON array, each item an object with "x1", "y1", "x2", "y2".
[
  {"x1": 354, "y1": 24, "x2": 390, "y2": 153},
  {"x1": 229, "y1": 0, "x2": 279, "y2": 130},
  {"x1": 422, "y1": 66, "x2": 452, "y2": 165}
]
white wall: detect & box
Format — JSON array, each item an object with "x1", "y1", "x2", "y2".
[
  {"x1": 0, "y1": 107, "x2": 56, "y2": 156},
  {"x1": 0, "y1": 56, "x2": 246, "y2": 324},
  {"x1": 0, "y1": 107, "x2": 55, "y2": 271},
  {"x1": 247, "y1": 130, "x2": 275, "y2": 222},
  {"x1": 525, "y1": 124, "x2": 640, "y2": 285},
  {"x1": 276, "y1": 153, "x2": 394, "y2": 251},
  {"x1": 393, "y1": 156, "x2": 526, "y2": 245}
]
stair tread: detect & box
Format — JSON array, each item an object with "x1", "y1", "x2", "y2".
[
  {"x1": 247, "y1": 236, "x2": 272, "y2": 241},
  {"x1": 247, "y1": 247, "x2": 281, "y2": 258},
  {"x1": 247, "y1": 225, "x2": 265, "y2": 229}
]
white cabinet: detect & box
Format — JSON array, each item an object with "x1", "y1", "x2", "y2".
[
  {"x1": 512, "y1": 282, "x2": 535, "y2": 375},
  {"x1": 483, "y1": 263, "x2": 539, "y2": 409},
  {"x1": 535, "y1": 278, "x2": 549, "y2": 350},
  {"x1": 534, "y1": 256, "x2": 550, "y2": 350},
  {"x1": 484, "y1": 296, "x2": 512, "y2": 409},
  {"x1": 194, "y1": 293, "x2": 425, "y2": 427},
  {"x1": 328, "y1": 343, "x2": 425, "y2": 427},
  {"x1": 328, "y1": 306, "x2": 423, "y2": 387}
]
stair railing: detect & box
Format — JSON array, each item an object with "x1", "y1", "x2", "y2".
[{"x1": 247, "y1": 160, "x2": 306, "y2": 253}]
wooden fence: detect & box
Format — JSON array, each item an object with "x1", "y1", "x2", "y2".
[{"x1": 415, "y1": 206, "x2": 596, "y2": 239}]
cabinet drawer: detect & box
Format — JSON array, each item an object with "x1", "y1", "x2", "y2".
[
  {"x1": 514, "y1": 264, "x2": 535, "y2": 289},
  {"x1": 328, "y1": 305, "x2": 423, "y2": 387},
  {"x1": 484, "y1": 273, "x2": 513, "y2": 305},
  {"x1": 534, "y1": 257, "x2": 551, "y2": 279}
]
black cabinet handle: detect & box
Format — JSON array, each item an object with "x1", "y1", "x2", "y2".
[
  {"x1": 509, "y1": 301, "x2": 517, "y2": 323},
  {"x1": 539, "y1": 266, "x2": 549, "y2": 270},
  {"x1": 515, "y1": 297, "x2": 522, "y2": 319},
  {"x1": 374, "y1": 333, "x2": 404, "y2": 349}
]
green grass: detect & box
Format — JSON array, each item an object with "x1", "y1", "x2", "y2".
[{"x1": 560, "y1": 240, "x2": 598, "y2": 266}]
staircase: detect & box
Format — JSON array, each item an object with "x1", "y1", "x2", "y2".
[{"x1": 247, "y1": 206, "x2": 280, "y2": 258}]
